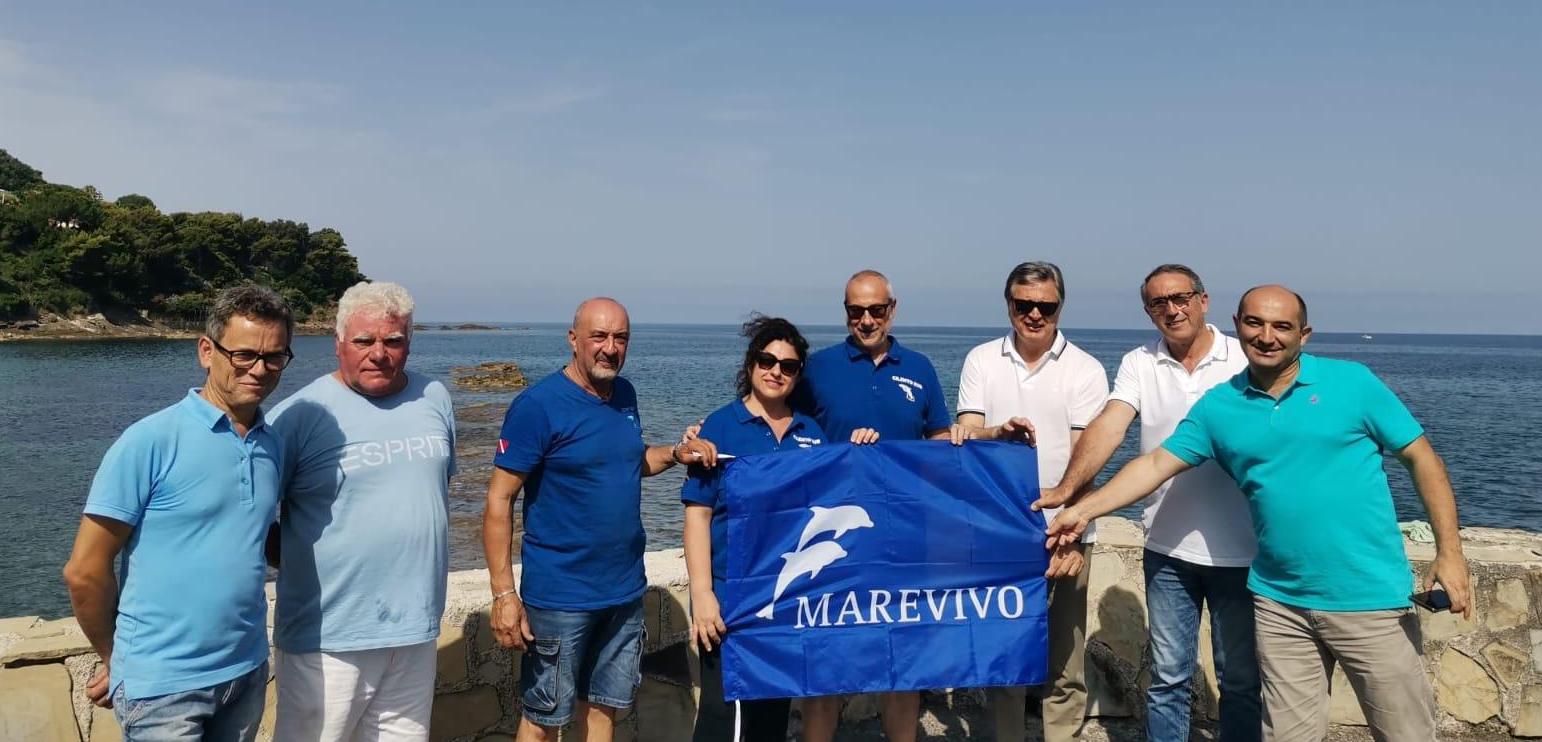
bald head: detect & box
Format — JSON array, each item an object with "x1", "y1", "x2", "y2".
[
  {"x1": 568, "y1": 297, "x2": 631, "y2": 386},
  {"x1": 1237, "y1": 285, "x2": 1308, "y2": 328},
  {"x1": 572, "y1": 297, "x2": 629, "y2": 330}
]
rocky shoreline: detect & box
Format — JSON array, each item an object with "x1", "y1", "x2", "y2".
[{"x1": 0, "y1": 312, "x2": 335, "y2": 343}]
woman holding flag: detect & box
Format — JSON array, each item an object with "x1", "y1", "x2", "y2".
[{"x1": 680, "y1": 315, "x2": 878, "y2": 741}]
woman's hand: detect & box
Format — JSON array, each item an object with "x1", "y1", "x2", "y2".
[
  {"x1": 690, "y1": 590, "x2": 728, "y2": 651},
  {"x1": 849, "y1": 428, "x2": 881, "y2": 445}
]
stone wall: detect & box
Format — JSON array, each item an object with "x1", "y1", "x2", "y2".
[{"x1": 3, "y1": 519, "x2": 1539, "y2": 741}]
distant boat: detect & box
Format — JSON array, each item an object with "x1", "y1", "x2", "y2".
[{"x1": 1361, "y1": 334, "x2": 1374, "y2": 340}]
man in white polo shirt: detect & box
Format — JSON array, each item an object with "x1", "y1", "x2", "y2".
[
  {"x1": 952, "y1": 261, "x2": 1108, "y2": 742},
  {"x1": 1037, "y1": 264, "x2": 1259, "y2": 742}
]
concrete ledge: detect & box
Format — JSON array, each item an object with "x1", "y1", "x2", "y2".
[{"x1": 6, "y1": 518, "x2": 1540, "y2": 740}]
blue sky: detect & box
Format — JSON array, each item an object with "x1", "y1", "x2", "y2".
[{"x1": 3, "y1": 2, "x2": 1538, "y2": 333}]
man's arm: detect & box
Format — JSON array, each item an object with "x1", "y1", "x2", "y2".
[
  {"x1": 62, "y1": 514, "x2": 133, "y2": 707},
  {"x1": 1046, "y1": 448, "x2": 1193, "y2": 545},
  {"x1": 643, "y1": 438, "x2": 718, "y2": 476},
  {"x1": 949, "y1": 412, "x2": 1037, "y2": 446},
  {"x1": 1396, "y1": 435, "x2": 1473, "y2": 619},
  {"x1": 482, "y1": 467, "x2": 533, "y2": 650},
  {"x1": 1035, "y1": 401, "x2": 1137, "y2": 511}
]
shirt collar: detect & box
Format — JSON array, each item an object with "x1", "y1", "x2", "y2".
[
  {"x1": 844, "y1": 335, "x2": 903, "y2": 363},
  {"x1": 1000, "y1": 331, "x2": 1066, "y2": 367},
  {"x1": 182, "y1": 388, "x2": 267, "y2": 432},
  {"x1": 1155, "y1": 324, "x2": 1229, "y2": 366},
  {"x1": 1242, "y1": 352, "x2": 1319, "y2": 396},
  {"x1": 730, "y1": 397, "x2": 813, "y2": 433}
]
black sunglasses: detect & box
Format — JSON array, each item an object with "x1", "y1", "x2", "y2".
[
  {"x1": 1011, "y1": 299, "x2": 1061, "y2": 317},
  {"x1": 209, "y1": 337, "x2": 294, "y2": 371},
  {"x1": 753, "y1": 351, "x2": 804, "y2": 376},
  {"x1": 844, "y1": 301, "x2": 894, "y2": 322},
  {"x1": 1145, "y1": 291, "x2": 1199, "y2": 313}
]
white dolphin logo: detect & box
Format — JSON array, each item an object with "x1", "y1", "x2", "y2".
[
  {"x1": 757, "y1": 505, "x2": 873, "y2": 620},
  {"x1": 796, "y1": 505, "x2": 875, "y2": 550},
  {"x1": 756, "y1": 541, "x2": 848, "y2": 620}
]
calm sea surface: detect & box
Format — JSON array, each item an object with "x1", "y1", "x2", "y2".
[{"x1": 3, "y1": 325, "x2": 1539, "y2": 618}]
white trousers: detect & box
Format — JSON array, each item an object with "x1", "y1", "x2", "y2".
[{"x1": 274, "y1": 640, "x2": 437, "y2": 742}]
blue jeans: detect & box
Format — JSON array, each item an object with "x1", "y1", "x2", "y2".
[
  {"x1": 111, "y1": 662, "x2": 267, "y2": 742},
  {"x1": 519, "y1": 599, "x2": 644, "y2": 728},
  {"x1": 1144, "y1": 550, "x2": 1261, "y2": 742}
]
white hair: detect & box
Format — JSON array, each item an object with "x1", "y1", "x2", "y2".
[{"x1": 335, "y1": 281, "x2": 416, "y2": 339}]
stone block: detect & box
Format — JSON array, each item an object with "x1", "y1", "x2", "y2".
[
  {"x1": 1481, "y1": 640, "x2": 1529, "y2": 687},
  {"x1": 1, "y1": 633, "x2": 96, "y2": 666},
  {"x1": 429, "y1": 686, "x2": 501, "y2": 741},
  {"x1": 1489, "y1": 578, "x2": 1531, "y2": 631},
  {"x1": 632, "y1": 675, "x2": 695, "y2": 742},
  {"x1": 89, "y1": 706, "x2": 121, "y2": 742},
  {"x1": 1513, "y1": 685, "x2": 1542, "y2": 737},
  {"x1": 1434, "y1": 649, "x2": 1500, "y2": 724},
  {"x1": 1328, "y1": 664, "x2": 1367, "y2": 726},
  {"x1": 0, "y1": 663, "x2": 82, "y2": 741},
  {"x1": 437, "y1": 619, "x2": 469, "y2": 687},
  {"x1": 0, "y1": 616, "x2": 39, "y2": 636},
  {"x1": 1532, "y1": 629, "x2": 1542, "y2": 674}
]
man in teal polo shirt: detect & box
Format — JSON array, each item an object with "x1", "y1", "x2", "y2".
[
  {"x1": 1045, "y1": 285, "x2": 1471, "y2": 742},
  {"x1": 63, "y1": 285, "x2": 294, "y2": 741}
]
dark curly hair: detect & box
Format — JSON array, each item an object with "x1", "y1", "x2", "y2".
[{"x1": 735, "y1": 314, "x2": 810, "y2": 399}]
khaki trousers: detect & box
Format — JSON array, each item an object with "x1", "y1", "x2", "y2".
[
  {"x1": 991, "y1": 556, "x2": 1090, "y2": 742},
  {"x1": 1253, "y1": 596, "x2": 1435, "y2": 742}
]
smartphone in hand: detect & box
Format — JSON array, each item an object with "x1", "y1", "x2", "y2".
[{"x1": 1410, "y1": 589, "x2": 1452, "y2": 612}]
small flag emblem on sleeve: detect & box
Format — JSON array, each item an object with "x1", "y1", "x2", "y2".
[{"x1": 497, "y1": 439, "x2": 509, "y2": 455}]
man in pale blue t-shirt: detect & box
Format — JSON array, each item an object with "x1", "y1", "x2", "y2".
[
  {"x1": 268, "y1": 281, "x2": 456, "y2": 742},
  {"x1": 64, "y1": 285, "x2": 294, "y2": 741},
  {"x1": 1047, "y1": 285, "x2": 1473, "y2": 742}
]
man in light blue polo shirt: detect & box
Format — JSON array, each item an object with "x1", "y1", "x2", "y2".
[
  {"x1": 1046, "y1": 285, "x2": 1472, "y2": 742},
  {"x1": 268, "y1": 281, "x2": 456, "y2": 741},
  {"x1": 481, "y1": 297, "x2": 715, "y2": 742},
  {"x1": 63, "y1": 285, "x2": 294, "y2": 741},
  {"x1": 790, "y1": 269, "x2": 952, "y2": 742}
]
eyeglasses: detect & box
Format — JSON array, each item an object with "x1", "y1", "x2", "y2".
[
  {"x1": 753, "y1": 351, "x2": 804, "y2": 376},
  {"x1": 844, "y1": 301, "x2": 895, "y2": 322},
  {"x1": 209, "y1": 337, "x2": 294, "y2": 371},
  {"x1": 1145, "y1": 291, "x2": 1200, "y2": 313},
  {"x1": 1011, "y1": 299, "x2": 1061, "y2": 317}
]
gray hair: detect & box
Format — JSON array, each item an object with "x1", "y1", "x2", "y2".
[
  {"x1": 1140, "y1": 264, "x2": 1207, "y2": 301},
  {"x1": 847, "y1": 269, "x2": 896, "y2": 299},
  {"x1": 1003, "y1": 261, "x2": 1065, "y2": 301},
  {"x1": 336, "y1": 281, "x2": 415, "y2": 339},
  {"x1": 205, "y1": 284, "x2": 295, "y2": 343}
]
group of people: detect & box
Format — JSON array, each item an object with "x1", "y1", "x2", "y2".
[{"x1": 64, "y1": 261, "x2": 1471, "y2": 742}]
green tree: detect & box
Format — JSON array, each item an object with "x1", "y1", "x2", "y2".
[{"x1": 0, "y1": 149, "x2": 44, "y2": 191}]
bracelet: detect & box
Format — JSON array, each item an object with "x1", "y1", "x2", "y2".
[
  {"x1": 671, "y1": 442, "x2": 687, "y2": 465},
  {"x1": 491, "y1": 589, "x2": 517, "y2": 602}
]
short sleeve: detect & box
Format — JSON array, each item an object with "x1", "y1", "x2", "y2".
[
  {"x1": 921, "y1": 361, "x2": 951, "y2": 433},
  {"x1": 1068, "y1": 356, "x2": 1109, "y2": 428},
  {"x1": 83, "y1": 426, "x2": 158, "y2": 527},
  {"x1": 956, "y1": 349, "x2": 986, "y2": 417},
  {"x1": 439, "y1": 384, "x2": 459, "y2": 478},
  {"x1": 1107, "y1": 352, "x2": 1142, "y2": 413},
  {"x1": 1160, "y1": 398, "x2": 1216, "y2": 467},
  {"x1": 493, "y1": 392, "x2": 551, "y2": 473},
  {"x1": 680, "y1": 465, "x2": 722, "y2": 508},
  {"x1": 1357, "y1": 366, "x2": 1424, "y2": 451}
]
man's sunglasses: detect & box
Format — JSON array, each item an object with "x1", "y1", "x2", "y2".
[
  {"x1": 844, "y1": 301, "x2": 895, "y2": 321},
  {"x1": 1011, "y1": 299, "x2": 1061, "y2": 317},
  {"x1": 1144, "y1": 291, "x2": 1199, "y2": 313},
  {"x1": 209, "y1": 337, "x2": 294, "y2": 371},
  {"x1": 753, "y1": 351, "x2": 804, "y2": 376}
]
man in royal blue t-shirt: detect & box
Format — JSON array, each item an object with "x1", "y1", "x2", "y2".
[
  {"x1": 482, "y1": 297, "x2": 716, "y2": 742},
  {"x1": 789, "y1": 269, "x2": 953, "y2": 742}
]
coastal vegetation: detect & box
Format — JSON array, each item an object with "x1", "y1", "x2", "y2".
[{"x1": 0, "y1": 148, "x2": 365, "y2": 323}]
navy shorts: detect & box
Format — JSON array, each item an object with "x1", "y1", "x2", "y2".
[{"x1": 519, "y1": 599, "x2": 644, "y2": 727}]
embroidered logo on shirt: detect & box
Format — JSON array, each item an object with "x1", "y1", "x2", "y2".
[
  {"x1": 891, "y1": 375, "x2": 923, "y2": 403},
  {"x1": 791, "y1": 434, "x2": 823, "y2": 448},
  {"x1": 1309, "y1": 394, "x2": 1319, "y2": 405}
]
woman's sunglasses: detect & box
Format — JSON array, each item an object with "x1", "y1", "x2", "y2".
[{"x1": 753, "y1": 352, "x2": 804, "y2": 376}]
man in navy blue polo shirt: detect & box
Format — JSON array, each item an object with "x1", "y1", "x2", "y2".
[
  {"x1": 790, "y1": 269, "x2": 952, "y2": 742},
  {"x1": 481, "y1": 297, "x2": 715, "y2": 742},
  {"x1": 63, "y1": 285, "x2": 294, "y2": 741}
]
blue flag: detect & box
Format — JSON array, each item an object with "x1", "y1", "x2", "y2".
[{"x1": 719, "y1": 440, "x2": 1049, "y2": 701}]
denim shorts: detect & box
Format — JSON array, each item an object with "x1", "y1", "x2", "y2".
[
  {"x1": 519, "y1": 598, "x2": 644, "y2": 727},
  {"x1": 112, "y1": 661, "x2": 268, "y2": 742}
]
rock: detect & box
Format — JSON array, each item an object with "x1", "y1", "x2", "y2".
[
  {"x1": 0, "y1": 616, "x2": 39, "y2": 635},
  {"x1": 1433, "y1": 649, "x2": 1500, "y2": 723},
  {"x1": 1, "y1": 619, "x2": 93, "y2": 665},
  {"x1": 90, "y1": 705, "x2": 121, "y2": 742},
  {"x1": 1488, "y1": 578, "x2": 1531, "y2": 631},
  {"x1": 632, "y1": 674, "x2": 695, "y2": 742},
  {"x1": 16, "y1": 320, "x2": 39, "y2": 330},
  {"x1": 1481, "y1": 641, "x2": 1529, "y2": 687},
  {"x1": 1514, "y1": 685, "x2": 1542, "y2": 737},
  {"x1": 1419, "y1": 605, "x2": 1478, "y2": 642},
  {"x1": 437, "y1": 620, "x2": 470, "y2": 688},
  {"x1": 1329, "y1": 664, "x2": 1367, "y2": 725},
  {"x1": 0, "y1": 663, "x2": 81, "y2": 741},
  {"x1": 429, "y1": 685, "x2": 501, "y2": 740},
  {"x1": 1532, "y1": 629, "x2": 1542, "y2": 674},
  {"x1": 452, "y1": 362, "x2": 529, "y2": 392}
]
